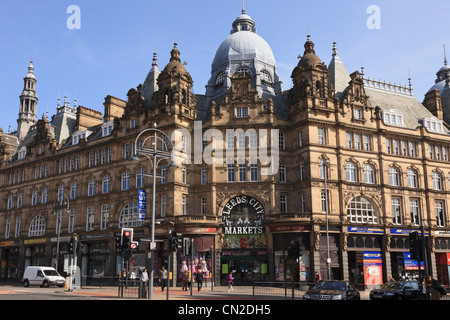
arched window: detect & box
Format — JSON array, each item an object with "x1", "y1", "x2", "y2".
[
  {"x1": 363, "y1": 164, "x2": 375, "y2": 184},
  {"x1": 234, "y1": 67, "x2": 251, "y2": 78},
  {"x1": 29, "y1": 215, "x2": 46, "y2": 237},
  {"x1": 347, "y1": 196, "x2": 378, "y2": 224},
  {"x1": 407, "y1": 169, "x2": 418, "y2": 188},
  {"x1": 119, "y1": 202, "x2": 143, "y2": 228},
  {"x1": 102, "y1": 175, "x2": 110, "y2": 194},
  {"x1": 346, "y1": 162, "x2": 358, "y2": 182},
  {"x1": 433, "y1": 171, "x2": 443, "y2": 190},
  {"x1": 260, "y1": 70, "x2": 272, "y2": 83},
  {"x1": 216, "y1": 72, "x2": 226, "y2": 84},
  {"x1": 121, "y1": 171, "x2": 130, "y2": 191},
  {"x1": 58, "y1": 184, "x2": 64, "y2": 201},
  {"x1": 88, "y1": 178, "x2": 96, "y2": 196},
  {"x1": 389, "y1": 167, "x2": 400, "y2": 186}
]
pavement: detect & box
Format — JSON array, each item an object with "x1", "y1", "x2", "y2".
[{"x1": 60, "y1": 285, "x2": 371, "y2": 300}]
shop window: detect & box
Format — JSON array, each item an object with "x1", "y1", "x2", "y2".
[
  {"x1": 440, "y1": 240, "x2": 448, "y2": 250},
  {"x1": 355, "y1": 237, "x2": 364, "y2": 248},
  {"x1": 364, "y1": 238, "x2": 373, "y2": 248}
]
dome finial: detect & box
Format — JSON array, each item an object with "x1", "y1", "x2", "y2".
[
  {"x1": 444, "y1": 44, "x2": 448, "y2": 67},
  {"x1": 242, "y1": 0, "x2": 246, "y2": 14}
]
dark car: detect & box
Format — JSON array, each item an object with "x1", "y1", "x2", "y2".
[
  {"x1": 303, "y1": 280, "x2": 360, "y2": 300},
  {"x1": 370, "y1": 281, "x2": 425, "y2": 300}
]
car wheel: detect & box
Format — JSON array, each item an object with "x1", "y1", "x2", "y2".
[
  {"x1": 42, "y1": 280, "x2": 49, "y2": 288},
  {"x1": 23, "y1": 280, "x2": 29, "y2": 287}
]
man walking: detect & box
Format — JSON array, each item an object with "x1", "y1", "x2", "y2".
[{"x1": 160, "y1": 267, "x2": 168, "y2": 292}]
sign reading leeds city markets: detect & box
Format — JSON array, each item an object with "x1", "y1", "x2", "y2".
[{"x1": 222, "y1": 196, "x2": 266, "y2": 249}]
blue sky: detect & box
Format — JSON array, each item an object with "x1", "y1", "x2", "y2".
[{"x1": 1, "y1": 0, "x2": 449, "y2": 132}]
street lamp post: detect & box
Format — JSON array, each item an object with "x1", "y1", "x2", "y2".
[
  {"x1": 51, "y1": 194, "x2": 71, "y2": 272},
  {"x1": 321, "y1": 159, "x2": 331, "y2": 280},
  {"x1": 130, "y1": 124, "x2": 176, "y2": 300}
]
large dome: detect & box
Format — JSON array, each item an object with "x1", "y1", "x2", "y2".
[{"x1": 212, "y1": 28, "x2": 276, "y2": 70}]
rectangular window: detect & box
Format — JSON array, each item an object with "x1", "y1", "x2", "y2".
[
  {"x1": 227, "y1": 164, "x2": 235, "y2": 182},
  {"x1": 250, "y1": 164, "x2": 258, "y2": 182},
  {"x1": 161, "y1": 196, "x2": 167, "y2": 217},
  {"x1": 236, "y1": 107, "x2": 248, "y2": 118},
  {"x1": 15, "y1": 218, "x2": 21, "y2": 238},
  {"x1": 409, "y1": 199, "x2": 420, "y2": 226},
  {"x1": 201, "y1": 197, "x2": 207, "y2": 215},
  {"x1": 280, "y1": 195, "x2": 287, "y2": 213},
  {"x1": 124, "y1": 143, "x2": 130, "y2": 160},
  {"x1": 318, "y1": 128, "x2": 325, "y2": 145},
  {"x1": 321, "y1": 191, "x2": 328, "y2": 213},
  {"x1": 239, "y1": 164, "x2": 247, "y2": 182},
  {"x1": 386, "y1": 138, "x2": 391, "y2": 153},
  {"x1": 346, "y1": 132, "x2": 353, "y2": 148},
  {"x1": 436, "y1": 200, "x2": 446, "y2": 227},
  {"x1": 226, "y1": 131, "x2": 235, "y2": 149},
  {"x1": 101, "y1": 205, "x2": 109, "y2": 230},
  {"x1": 86, "y1": 207, "x2": 94, "y2": 231},
  {"x1": 355, "y1": 133, "x2": 361, "y2": 150},
  {"x1": 68, "y1": 211, "x2": 75, "y2": 233},
  {"x1": 301, "y1": 194, "x2": 306, "y2": 212},
  {"x1": 279, "y1": 132, "x2": 285, "y2": 150},
  {"x1": 181, "y1": 196, "x2": 187, "y2": 215},
  {"x1": 391, "y1": 198, "x2": 402, "y2": 225}
]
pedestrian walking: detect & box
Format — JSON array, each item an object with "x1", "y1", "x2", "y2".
[
  {"x1": 314, "y1": 271, "x2": 322, "y2": 283},
  {"x1": 196, "y1": 269, "x2": 204, "y2": 291},
  {"x1": 427, "y1": 275, "x2": 443, "y2": 300},
  {"x1": 227, "y1": 271, "x2": 234, "y2": 292},
  {"x1": 182, "y1": 271, "x2": 190, "y2": 291},
  {"x1": 160, "y1": 267, "x2": 168, "y2": 292},
  {"x1": 140, "y1": 269, "x2": 149, "y2": 282},
  {"x1": 130, "y1": 269, "x2": 136, "y2": 286}
]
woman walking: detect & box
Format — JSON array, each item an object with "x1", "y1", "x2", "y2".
[{"x1": 227, "y1": 271, "x2": 234, "y2": 292}]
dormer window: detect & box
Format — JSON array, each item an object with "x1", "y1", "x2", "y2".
[
  {"x1": 422, "y1": 116, "x2": 444, "y2": 133},
  {"x1": 72, "y1": 129, "x2": 91, "y2": 145},
  {"x1": 261, "y1": 70, "x2": 272, "y2": 83},
  {"x1": 17, "y1": 146, "x2": 26, "y2": 160},
  {"x1": 383, "y1": 109, "x2": 404, "y2": 126},
  {"x1": 102, "y1": 121, "x2": 114, "y2": 137}
]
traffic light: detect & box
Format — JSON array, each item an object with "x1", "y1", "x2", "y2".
[
  {"x1": 116, "y1": 236, "x2": 121, "y2": 251},
  {"x1": 409, "y1": 231, "x2": 421, "y2": 261},
  {"x1": 183, "y1": 238, "x2": 191, "y2": 256},
  {"x1": 69, "y1": 237, "x2": 75, "y2": 254},
  {"x1": 288, "y1": 241, "x2": 295, "y2": 259},
  {"x1": 170, "y1": 231, "x2": 183, "y2": 252},
  {"x1": 121, "y1": 228, "x2": 133, "y2": 250}
]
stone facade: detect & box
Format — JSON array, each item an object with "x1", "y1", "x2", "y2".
[{"x1": 1, "y1": 9, "x2": 450, "y2": 289}]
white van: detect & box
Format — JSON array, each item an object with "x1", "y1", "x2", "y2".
[{"x1": 22, "y1": 266, "x2": 65, "y2": 288}]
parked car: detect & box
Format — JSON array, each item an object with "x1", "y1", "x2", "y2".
[
  {"x1": 370, "y1": 281, "x2": 425, "y2": 300},
  {"x1": 303, "y1": 280, "x2": 360, "y2": 300},
  {"x1": 22, "y1": 266, "x2": 65, "y2": 288}
]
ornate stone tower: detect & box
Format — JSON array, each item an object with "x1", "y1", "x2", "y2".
[{"x1": 17, "y1": 59, "x2": 38, "y2": 141}]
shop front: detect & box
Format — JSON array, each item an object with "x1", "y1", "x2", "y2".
[
  {"x1": 272, "y1": 225, "x2": 311, "y2": 282},
  {"x1": 220, "y1": 195, "x2": 268, "y2": 285},
  {"x1": 24, "y1": 238, "x2": 48, "y2": 269},
  {"x1": 80, "y1": 233, "x2": 112, "y2": 279},
  {"x1": 435, "y1": 232, "x2": 450, "y2": 288},
  {"x1": 346, "y1": 226, "x2": 383, "y2": 289},
  {"x1": 176, "y1": 228, "x2": 216, "y2": 286},
  {"x1": 0, "y1": 240, "x2": 21, "y2": 280}
]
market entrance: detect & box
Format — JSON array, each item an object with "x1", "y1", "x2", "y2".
[
  {"x1": 221, "y1": 255, "x2": 268, "y2": 285},
  {"x1": 220, "y1": 195, "x2": 267, "y2": 286}
]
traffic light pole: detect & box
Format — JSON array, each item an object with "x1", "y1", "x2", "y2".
[{"x1": 420, "y1": 223, "x2": 429, "y2": 300}]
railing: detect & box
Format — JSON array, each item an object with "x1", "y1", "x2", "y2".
[
  {"x1": 81, "y1": 276, "x2": 120, "y2": 288},
  {"x1": 252, "y1": 281, "x2": 314, "y2": 299},
  {"x1": 118, "y1": 280, "x2": 149, "y2": 299}
]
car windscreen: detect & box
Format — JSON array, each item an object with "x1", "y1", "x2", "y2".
[
  {"x1": 43, "y1": 270, "x2": 60, "y2": 277},
  {"x1": 314, "y1": 282, "x2": 347, "y2": 291},
  {"x1": 381, "y1": 282, "x2": 403, "y2": 289}
]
